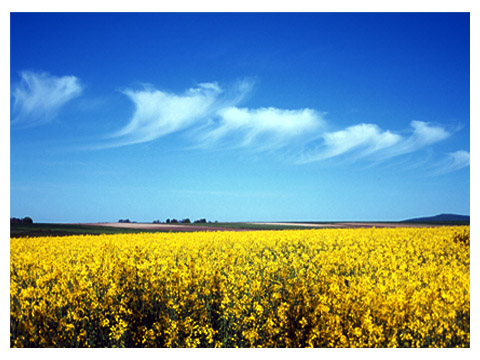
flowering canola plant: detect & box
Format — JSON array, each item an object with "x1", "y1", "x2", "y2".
[{"x1": 10, "y1": 227, "x2": 469, "y2": 347}]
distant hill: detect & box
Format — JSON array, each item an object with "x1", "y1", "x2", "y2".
[{"x1": 403, "y1": 213, "x2": 470, "y2": 224}]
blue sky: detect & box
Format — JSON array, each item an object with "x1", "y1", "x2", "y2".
[{"x1": 10, "y1": 12, "x2": 470, "y2": 223}]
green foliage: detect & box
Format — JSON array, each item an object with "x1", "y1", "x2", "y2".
[{"x1": 10, "y1": 217, "x2": 33, "y2": 224}]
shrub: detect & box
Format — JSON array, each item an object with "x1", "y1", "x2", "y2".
[{"x1": 10, "y1": 217, "x2": 33, "y2": 224}]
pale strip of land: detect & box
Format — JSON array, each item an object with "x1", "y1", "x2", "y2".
[
  {"x1": 80, "y1": 221, "x2": 442, "y2": 232},
  {"x1": 80, "y1": 222, "x2": 252, "y2": 232},
  {"x1": 249, "y1": 222, "x2": 440, "y2": 228}
]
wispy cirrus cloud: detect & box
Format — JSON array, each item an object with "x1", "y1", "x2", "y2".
[
  {"x1": 383, "y1": 120, "x2": 450, "y2": 158},
  {"x1": 11, "y1": 70, "x2": 83, "y2": 126},
  {"x1": 94, "y1": 79, "x2": 464, "y2": 174},
  {"x1": 99, "y1": 79, "x2": 325, "y2": 150},
  {"x1": 196, "y1": 106, "x2": 325, "y2": 150},
  {"x1": 430, "y1": 150, "x2": 470, "y2": 175},
  {"x1": 107, "y1": 82, "x2": 225, "y2": 147},
  {"x1": 298, "y1": 120, "x2": 451, "y2": 164},
  {"x1": 298, "y1": 123, "x2": 402, "y2": 163}
]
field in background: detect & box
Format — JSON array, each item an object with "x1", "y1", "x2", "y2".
[
  {"x1": 10, "y1": 222, "x2": 303, "y2": 237},
  {"x1": 9, "y1": 220, "x2": 460, "y2": 238},
  {"x1": 10, "y1": 222, "x2": 163, "y2": 238},
  {"x1": 10, "y1": 227, "x2": 469, "y2": 347}
]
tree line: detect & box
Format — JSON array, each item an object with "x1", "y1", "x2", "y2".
[
  {"x1": 119, "y1": 218, "x2": 213, "y2": 224},
  {"x1": 11, "y1": 217, "x2": 33, "y2": 224}
]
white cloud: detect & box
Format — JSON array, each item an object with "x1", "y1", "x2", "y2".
[
  {"x1": 299, "y1": 123, "x2": 401, "y2": 163},
  {"x1": 299, "y1": 121, "x2": 451, "y2": 164},
  {"x1": 95, "y1": 80, "x2": 456, "y2": 171},
  {"x1": 108, "y1": 82, "x2": 224, "y2": 147},
  {"x1": 12, "y1": 71, "x2": 83, "y2": 126},
  {"x1": 197, "y1": 106, "x2": 325, "y2": 150},
  {"x1": 383, "y1": 120, "x2": 450, "y2": 158},
  {"x1": 103, "y1": 80, "x2": 324, "y2": 150},
  {"x1": 431, "y1": 150, "x2": 470, "y2": 175}
]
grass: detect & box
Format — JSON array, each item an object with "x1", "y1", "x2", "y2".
[
  {"x1": 9, "y1": 223, "x2": 160, "y2": 238},
  {"x1": 9, "y1": 222, "x2": 312, "y2": 238},
  {"x1": 11, "y1": 219, "x2": 469, "y2": 238}
]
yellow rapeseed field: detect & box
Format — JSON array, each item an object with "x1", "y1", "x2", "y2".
[{"x1": 10, "y1": 227, "x2": 469, "y2": 348}]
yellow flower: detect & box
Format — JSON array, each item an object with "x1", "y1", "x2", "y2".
[{"x1": 10, "y1": 227, "x2": 469, "y2": 348}]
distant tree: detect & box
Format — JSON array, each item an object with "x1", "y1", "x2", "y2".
[
  {"x1": 119, "y1": 219, "x2": 131, "y2": 223},
  {"x1": 171, "y1": 219, "x2": 178, "y2": 224},
  {"x1": 11, "y1": 217, "x2": 34, "y2": 224},
  {"x1": 166, "y1": 218, "x2": 171, "y2": 224},
  {"x1": 194, "y1": 218, "x2": 207, "y2": 223},
  {"x1": 181, "y1": 218, "x2": 191, "y2": 224}
]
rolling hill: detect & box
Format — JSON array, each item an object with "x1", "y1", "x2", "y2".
[{"x1": 402, "y1": 213, "x2": 470, "y2": 224}]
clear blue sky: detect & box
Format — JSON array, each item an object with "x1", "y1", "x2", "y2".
[{"x1": 10, "y1": 12, "x2": 470, "y2": 223}]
